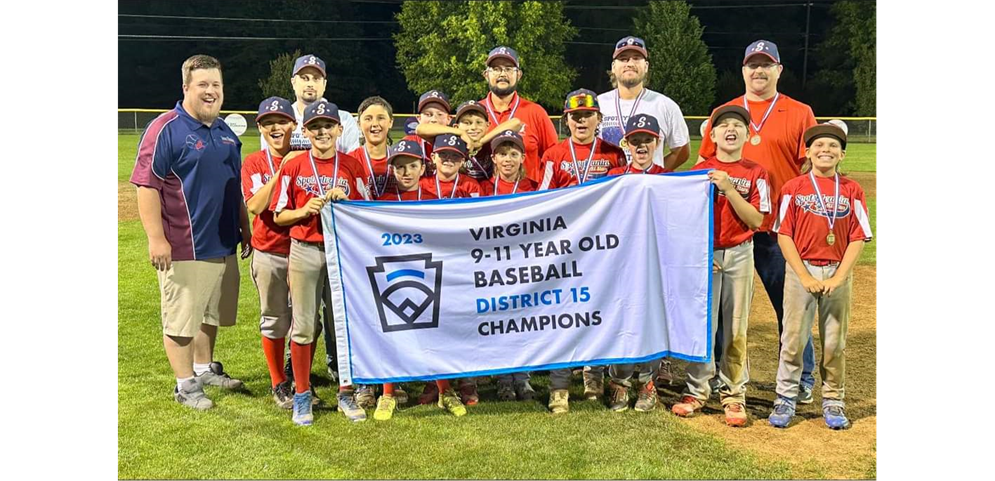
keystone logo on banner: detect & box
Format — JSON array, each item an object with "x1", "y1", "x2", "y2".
[{"x1": 367, "y1": 254, "x2": 443, "y2": 332}]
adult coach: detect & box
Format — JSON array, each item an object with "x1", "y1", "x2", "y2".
[
  {"x1": 271, "y1": 54, "x2": 361, "y2": 154},
  {"x1": 480, "y1": 46, "x2": 558, "y2": 182},
  {"x1": 697, "y1": 40, "x2": 819, "y2": 400},
  {"x1": 598, "y1": 36, "x2": 690, "y2": 171},
  {"x1": 131, "y1": 54, "x2": 250, "y2": 410}
]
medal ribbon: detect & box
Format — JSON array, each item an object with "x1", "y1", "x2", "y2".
[
  {"x1": 395, "y1": 184, "x2": 422, "y2": 202},
  {"x1": 485, "y1": 93, "x2": 520, "y2": 126},
  {"x1": 493, "y1": 175, "x2": 520, "y2": 196},
  {"x1": 307, "y1": 151, "x2": 339, "y2": 199},
  {"x1": 435, "y1": 173, "x2": 461, "y2": 199},
  {"x1": 362, "y1": 145, "x2": 390, "y2": 199},
  {"x1": 569, "y1": 138, "x2": 598, "y2": 184},
  {"x1": 808, "y1": 171, "x2": 840, "y2": 233},
  {"x1": 264, "y1": 149, "x2": 276, "y2": 177},
  {"x1": 615, "y1": 88, "x2": 646, "y2": 131},
  {"x1": 742, "y1": 92, "x2": 780, "y2": 135}
]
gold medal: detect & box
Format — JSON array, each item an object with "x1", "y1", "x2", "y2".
[
  {"x1": 750, "y1": 134, "x2": 761, "y2": 146},
  {"x1": 619, "y1": 137, "x2": 628, "y2": 149},
  {"x1": 826, "y1": 232, "x2": 836, "y2": 246}
]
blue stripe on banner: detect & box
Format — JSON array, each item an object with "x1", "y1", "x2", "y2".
[
  {"x1": 705, "y1": 171, "x2": 715, "y2": 364},
  {"x1": 328, "y1": 206, "x2": 356, "y2": 383},
  {"x1": 339, "y1": 169, "x2": 713, "y2": 207},
  {"x1": 351, "y1": 348, "x2": 707, "y2": 384},
  {"x1": 385, "y1": 269, "x2": 425, "y2": 282}
]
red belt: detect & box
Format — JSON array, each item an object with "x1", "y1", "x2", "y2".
[{"x1": 807, "y1": 259, "x2": 840, "y2": 267}]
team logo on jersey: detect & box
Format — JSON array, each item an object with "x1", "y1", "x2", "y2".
[
  {"x1": 297, "y1": 175, "x2": 351, "y2": 198},
  {"x1": 220, "y1": 135, "x2": 237, "y2": 146},
  {"x1": 559, "y1": 159, "x2": 614, "y2": 178},
  {"x1": 367, "y1": 254, "x2": 443, "y2": 333},
  {"x1": 796, "y1": 194, "x2": 851, "y2": 218},
  {"x1": 718, "y1": 176, "x2": 752, "y2": 197},
  {"x1": 185, "y1": 134, "x2": 205, "y2": 151}
]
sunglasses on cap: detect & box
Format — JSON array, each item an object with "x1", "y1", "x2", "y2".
[
  {"x1": 616, "y1": 37, "x2": 645, "y2": 50},
  {"x1": 567, "y1": 93, "x2": 596, "y2": 110}
]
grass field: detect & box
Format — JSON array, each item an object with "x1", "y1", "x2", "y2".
[{"x1": 118, "y1": 131, "x2": 876, "y2": 479}]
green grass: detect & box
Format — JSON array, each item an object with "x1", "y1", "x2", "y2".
[
  {"x1": 861, "y1": 197, "x2": 876, "y2": 265},
  {"x1": 120, "y1": 220, "x2": 797, "y2": 479}
]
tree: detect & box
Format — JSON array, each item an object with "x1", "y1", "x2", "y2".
[
  {"x1": 257, "y1": 50, "x2": 300, "y2": 102},
  {"x1": 393, "y1": 1, "x2": 577, "y2": 109},
  {"x1": 632, "y1": 0, "x2": 716, "y2": 115},
  {"x1": 835, "y1": 1, "x2": 876, "y2": 116}
]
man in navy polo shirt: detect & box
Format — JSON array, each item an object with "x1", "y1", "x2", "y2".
[{"x1": 131, "y1": 54, "x2": 251, "y2": 410}]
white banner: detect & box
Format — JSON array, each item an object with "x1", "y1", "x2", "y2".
[{"x1": 324, "y1": 172, "x2": 714, "y2": 385}]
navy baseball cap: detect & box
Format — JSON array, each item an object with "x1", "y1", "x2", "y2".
[
  {"x1": 302, "y1": 100, "x2": 340, "y2": 127},
  {"x1": 387, "y1": 139, "x2": 425, "y2": 165},
  {"x1": 486, "y1": 46, "x2": 520, "y2": 68},
  {"x1": 804, "y1": 123, "x2": 847, "y2": 150},
  {"x1": 433, "y1": 134, "x2": 468, "y2": 158},
  {"x1": 624, "y1": 113, "x2": 661, "y2": 139},
  {"x1": 255, "y1": 97, "x2": 295, "y2": 123},
  {"x1": 614, "y1": 36, "x2": 648, "y2": 59},
  {"x1": 744, "y1": 40, "x2": 780, "y2": 64},
  {"x1": 455, "y1": 100, "x2": 486, "y2": 120},
  {"x1": 563, "y1": 88, "x2": 600, "y2": 114},
  {"x1": 293, "y1": 54, "x2": 326, "y2": 77},
  {"x1": 490, "y1": 130, "x2": 525, "y2": 152},
  {"x1": 404, "y1": 119, "x2": 419, "y2": 135},
  {"x1": 709, "y1": 105, "x2": 751, "y2": 128},
  {"x1": 418, "y1": 90, "x2": 451, "y2": 113}
]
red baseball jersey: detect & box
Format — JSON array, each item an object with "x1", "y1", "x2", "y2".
[
  {"x1": 270, "y1": 151, "x2": 369, "y2": 243},
  {"x1": 538, "y1": 138, "x2": 626, "y2": 190},
  {"x1": 241, "y1": 150, "x2": 292, "y2": 255},
  {"x1": 419, "y1": 174, "x2": 482, "y2": 199},
  {"x1": 692, "y1": 157, "x2": 772, "y2": 249},
  {"x1": 376, "y1": 186, "x2": 426, "y2": 202},
  {"x1": 606, "y1": 164, "x2": 669, "y2": 176},
  {"x1": 774, "y1": 173, "x2": 872, "y2": 262},
  {"x1": 481, "y1": 92, "x2": 558, "y2": 182},
  {"x1": 480, "y1": 175, "x2": 538, "y2": 197},
  {"x1": 348, "y1": 146, "x2": 397, "y2": 199},
  {"x1": 698, "y1": 94, "x2": 817, "y2": 232}
]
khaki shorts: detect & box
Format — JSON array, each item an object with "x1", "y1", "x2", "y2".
[{"x1": 157, "y1": 255, "x2": 239, "y2": 338}]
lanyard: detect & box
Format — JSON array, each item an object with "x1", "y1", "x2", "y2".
[
  {"x1": 362, "y1": 145, "x2": 390, "y2": 198},
  {"x1": 809, "y1": 171, "x2": 840, "y2": 231},
  {"x1": 395, "y1": 185, "x2": 422, "y2": 202},
  {"x1": 435, "y1": 173, "x2": 460, "y2": 199},
  {"x1": 568, "y1": 139, "x2": 598, "y2": 184},
  {"x1": 485, "y1": 93, "x2": 520, "y2": 126},
  {"x1": 615, "y1": 88, "x2": 646, "y2": 129},
  {"x1": 742, "y1": 92, "x2": 780, "y2": 134},
  {"x1": 307, "y1": 151, "x2": 339, "y2": 198},
  {"x1": 493, "y1": 175, "x2": 520, "y2": 195},
  {"x1": 264, "y1": 149, "x2": 276, "y2": 176}
]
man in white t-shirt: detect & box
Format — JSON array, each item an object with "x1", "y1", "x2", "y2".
[
  {"x1": 597, "y1": 36, "x2": 689, "y2": 170},
  {"x1": 261, "y1": 54, "x2": 361, "y2": 154}
]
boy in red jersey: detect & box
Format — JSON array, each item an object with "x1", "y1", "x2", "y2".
[
  {"x1": 420, "y1": 133, "x2": 482, "y2": 199},
  {"x1": 417, "y1": 100, "x2": 522, "y2": 182},
  {"x1": 538, "y1": 89, "x2": 626, "y2": 191},
  {"x1": 481, "y1": 130, "x2": 537, "y2": 196},
  {"x1": 402, "y1": 90, "x2": 452, "y2": 169},
  {"x1": 606, "y1": 114, "x2": 670, "y2": 176}
]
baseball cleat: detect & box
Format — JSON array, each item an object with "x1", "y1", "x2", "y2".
[{"x1": 292, "y1": 391, "x2": 313, "y2": 426}]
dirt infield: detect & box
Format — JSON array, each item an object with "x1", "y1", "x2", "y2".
[
  {"x1": 658, "y1": 265, "x2": 876, "y2": 479},
  {"x1": 119, "y1": 181, "x2": 138, "y2": 222}
]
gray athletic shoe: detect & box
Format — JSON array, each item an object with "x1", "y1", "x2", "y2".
[
  {"x1": 355, "y1": 385, "x2": 377, "y2": 409},
  {"x1": 514, "y1": 380, "x2": 536, "y2": 401},
  {"x1": 497, "y1": 381, "x2": 516, "y2": 401},
  {"x1": 798, "y1": 384, "x2": 814, "y2": 404},
  {"x1": 196, "y1": 361, "x2": 244, "y2": 390},
  {"x1": 174, "y1": 378, "x2": 213, "y2": 410},
  {"x1": 272, "y1": 380, "x2": 294, "y2": 410},
  {"x1": 337, "y1": 391, "x2": 368, "y2": 422}
]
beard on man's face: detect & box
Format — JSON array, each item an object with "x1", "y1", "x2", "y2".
[{"x1": 489, "y1": 83, "x2": 517, "y2": 97}]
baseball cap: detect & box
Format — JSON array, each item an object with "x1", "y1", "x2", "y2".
[
  {"x1": 743, "y1": 40, "x2": 780, "y2": 65},
  {"x1": 709, "y1": 105, "x2": 751, "y2": 128},
  {"x1": 302, "y1": 100, "x2": 340, "y2": 127},
  {"x1": 404, "y1": 119, "x2": 419, "y2": 135},
  {"x1": 563, "y1": 88, "x2": 600, "y2": 114},
  {"x1": 613, "y1": 36, "x2": 648, "y2": 59},
  {"x1": 455, "y1": 100, "x2": 487, "y2": 121},
  {"x1": 387, "y1": 139, "x2": 425, "y2": 166},
  {"x1": 490, "y1": 130, "x2": 525, "y2": 152},
  {"x1": 418, "y1": 90, "x2": 451, "y2": 113},
  {"x1": 255, "y1": 96, "x2": 295, "y2": 123},
  {"x1": 804, "y1": 123, "x2": 848, "y2": 150},
  {"x1": 293, "y1": 54, "x2": 326, "y2": 77},
  {"x1": 433, "y1": 134, "x2": 469, "y2": 158},
  {"x1": 623, "y1": 113, "x2": 661, "y2": 139},
  {"x1": 486, "y1": 46, "x2": 520, "y2": 68}
]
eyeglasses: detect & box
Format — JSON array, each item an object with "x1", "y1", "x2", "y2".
[
  {"x1": 488, "y1": 66, "x2": 519, "y2": 75},
  {"x1": 745, "y1": 62, "x2": 779, "y2": 70},
  {"x1": 567, "y1": 94, "x2": 596, "y2": 110}
]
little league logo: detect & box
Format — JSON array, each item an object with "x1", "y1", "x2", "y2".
[
  {"x1": 796, "y1": 194, "x2": 851, "y2": 219},
  {"x1": 367, "y1": 254, "x2": 443, "y2": 333}
]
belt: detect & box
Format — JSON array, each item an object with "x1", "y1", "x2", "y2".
[
  {"x1": 806, "y1": 259, "x2": 840, "y2": 267},
  {"x1": 292, "y1": 238, "x2": 325, "y2": 249}
]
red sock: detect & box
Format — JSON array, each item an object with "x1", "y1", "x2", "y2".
[
  {"x1": 291, "y1": 341, "x2": 312, "y2": 394},
  {"x1": 436, "y1": 379, "x2": 450, "y2": 391},
  {"x1": 383, "y1": 383, "x2": 394, "y2": 396},
  {"x1": 261, "y1": 336, "x2": 286, "y2": 388}
]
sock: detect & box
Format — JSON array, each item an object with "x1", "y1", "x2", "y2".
[
  {"x1": 261, "y1": 336, "x2": 287, "y2": 388},
  {"x1": 291, "y1": 341, "x2": 312, "y2": 394},
  {"x1": 383, "y1": 383, "x2": 394, "y2": 396},
  {"x1": 177, "y1": 376, "x2": 194, "y2": 390},
  {"x1": 193, "y1": 363, "x2": 211, "y2": 376},
  {"x1": 436, "y1": 379, "x2": 451, "y2": 392},
  {"x1": 339, "y1": 384, "x2": 353, "y2": 393}
]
